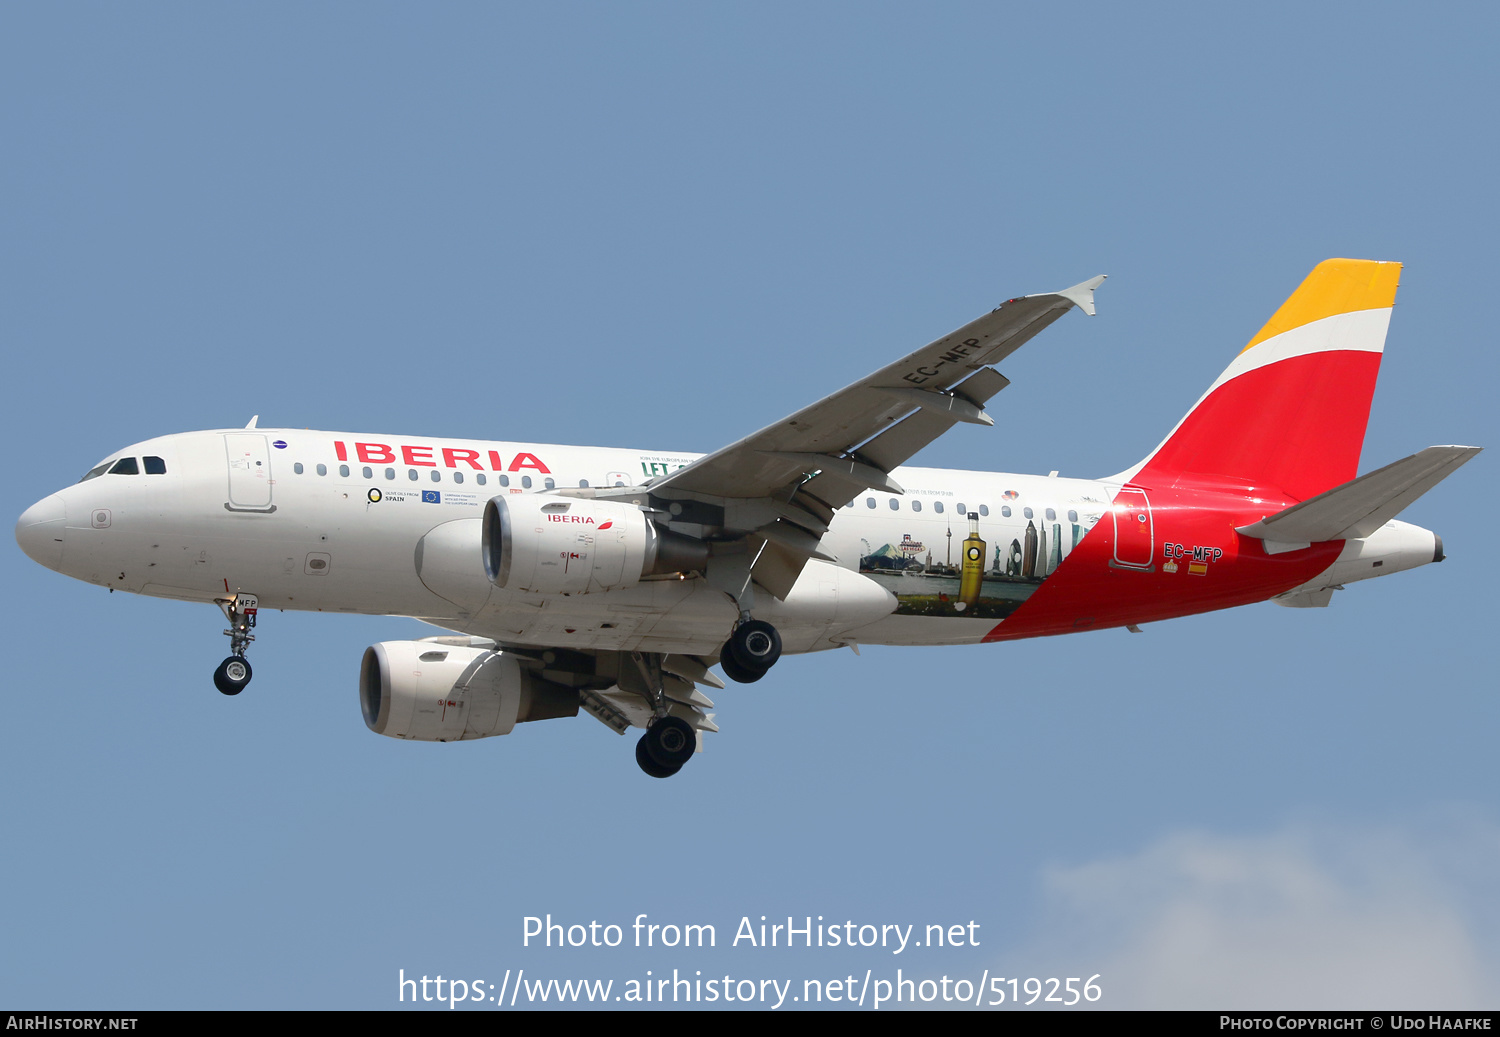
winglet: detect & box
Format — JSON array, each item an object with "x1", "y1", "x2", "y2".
[{"x1": 1054, "y1": 275, "x2": 1107, "y2": 317}]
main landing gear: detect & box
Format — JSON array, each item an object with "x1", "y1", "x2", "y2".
[
  {"x1": 718, "y1": 618, "x2": 782, "y2": 684},
  {"x1": 630, "y1": 652, "x2": 701, "y2": 779},
  {"x1": 213, "y1": 593, "x2": 258, "y2": 696},
  {"x1": 636, "y1": 716, "x2": 696, "y2": 778}
]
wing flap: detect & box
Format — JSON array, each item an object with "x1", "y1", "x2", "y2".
[
  {"x1": 856, "y1": 368, "x2": 1013, "y2": 475},
  {"x1": 747, "y1": 538, "x2": 807, "y2": 600},
  {"x1": 854, "y1": 408, "x2": 960, "y2": 476}
]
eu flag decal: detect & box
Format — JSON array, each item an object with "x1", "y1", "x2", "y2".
[{"x1": 421, "y1": 490, "x2": 441, "y2": 504}]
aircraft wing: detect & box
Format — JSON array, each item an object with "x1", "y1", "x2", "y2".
[
  {"x1": 651, "y1": 275, "x2": 1105, "y2": 507},
  {"x1": 638, "y1": 276, "x2": 1105, "y2": 597}
]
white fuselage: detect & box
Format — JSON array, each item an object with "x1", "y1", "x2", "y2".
[
  {"x1": 20, "y1": 428, "x2": 1125, "y2": 654},
  {"x1": 17, "y1": 427, "x2": 1439, "y2": 659}
]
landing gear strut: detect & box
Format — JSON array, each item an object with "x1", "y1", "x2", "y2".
[
  {"x1": 719, "y1": 618, "x2": 782, "y2": 684},
  {"x1": 213, "y1": 593, "x2": 258, "y2": 696}
]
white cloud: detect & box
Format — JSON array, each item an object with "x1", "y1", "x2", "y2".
[{"x1": 1000, "y1": 817, "x2": 1500, "y2": 1009}]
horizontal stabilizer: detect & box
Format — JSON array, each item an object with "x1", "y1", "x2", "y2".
[{"x1": 1238, "y1": 445, "x2": 1481, "y2": 543}]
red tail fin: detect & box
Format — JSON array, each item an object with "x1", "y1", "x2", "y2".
[{"x1": 1127, "y1": 259, "x2": 1401, "y2": 501}]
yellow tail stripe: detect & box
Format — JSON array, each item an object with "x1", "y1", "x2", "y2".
[{"x1": 1240, "y1": 259, "x2": 1401, "y2": 354}]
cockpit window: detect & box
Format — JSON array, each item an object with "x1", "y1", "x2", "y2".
[
  {"x1": 108, "y1": 458, "x2": 139, "y2": 476},
  {"x1": 80, "y1": 461, "x2": 113, "y2": 482},
  {"x1": 144, "y1": 456, "x2": 167, "y2": 475}
]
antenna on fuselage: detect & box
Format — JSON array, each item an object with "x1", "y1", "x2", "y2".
[{"x1": 244, "y1": 415, "x2": 259, "y2": 429}]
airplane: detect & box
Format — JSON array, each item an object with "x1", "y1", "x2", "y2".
[{"x1": 14, "y1": 259, "x2": 1480, "y2": 778}]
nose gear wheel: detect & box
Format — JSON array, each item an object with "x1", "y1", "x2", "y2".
[{"x1": 214, "y1": 656, "x2": 252, "y2": 696}]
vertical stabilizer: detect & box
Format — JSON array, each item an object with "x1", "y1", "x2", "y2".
[{"x1": 1126, "y1": 259, "x2": 1400, "y2": 500}]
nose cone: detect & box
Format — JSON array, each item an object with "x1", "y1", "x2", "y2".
[{"x1": 16, "y1": 494, "x2": 66, "y2": 571}]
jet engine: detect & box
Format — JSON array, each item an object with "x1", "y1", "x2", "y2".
[
  {"x1": 482, "y1": 496, "x2": 706, "y2": 596},
  {"x1": 359, "y1": 641, "x2": 578, "y2": 741}
]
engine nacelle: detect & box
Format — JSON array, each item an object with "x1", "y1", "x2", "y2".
[
  {"x1": 359, "y1": 641, "x2": 577, "y2": 742},
  {"x1": 483, "y1": 496, "x2": 705, "y2": 595}
]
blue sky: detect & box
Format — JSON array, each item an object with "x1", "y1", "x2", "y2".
[{"x1": 3, "y1": 3, "x2": 1496, "y2": 1010}]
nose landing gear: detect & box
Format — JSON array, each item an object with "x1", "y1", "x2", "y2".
[{"x1": 213, "y1": 593, "x2": 258, "y2": 696}]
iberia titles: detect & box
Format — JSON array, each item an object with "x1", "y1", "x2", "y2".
[{"x1": 332, "y1": 440, "x2": 551, "y2": 473}]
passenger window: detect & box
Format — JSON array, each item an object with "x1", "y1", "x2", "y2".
[
  {"x1": 408, "y1": 469, "x2": 419, "y2": 481},
  {"x1": 1068, "y1": 509, "x2": 1078, "y2": 523},
  {"x1": 454, "y1": 472, "x2": 464, "y2": 484},
  {"x1": 544, "y1": 477, "x2": 556, "y2": 490},
  {"x1": 80, "y1": 461, "x2": 112, "y2": 482},
  {"x1": 362, "y1": 466, "x2": 372, "y2": 479},
  {"x1": 1024, "y1": 507, "x2": 1033, "y2": 519},
  {"x1": 476, "y1": 474, "x2": 487, "y2": 486},
  {"x1": 522, "y1": 476, "x2": 533, "y2": 489},
  {"x1": 316, "y1": 464, "x2": 327, "y2": 476},
  {"x1": 109, "y1": 458, "x2": 139, "y2": 475},
  {"x1": 385, "y1": 468, "x2": 395, "y2": 480},
  {"x1": 934, "y1": 501, "x2": 944, "y2": 514},
  {"x1": 339, "y1": 464, "x2": 350, "y2": 478},
  {"x1": 956, "y1": 503, "x2": 966, "y2": 515},
  {"x1": 1046, "y1": 508, "x2": 1056, "y2": 521},
  {"x1": 579, "y1": 479, "x2": 589, "y2": 488},
  {"x1": 144, "y1": 456, "x2": 167, "y2": 475},
  {"x1": 866, "y1": 498, "x2": 876, "y2": 509},
  {"x1": 430, "y1": 470, "x2": 441, "y2": 482},
  {"x1": 888, "y1": 498, "x2": 899, "y2": 510},
  {"x1": 293, "y1": 462, "x2": 305, "y2": 475},
  {"x1": 979, "y1": 505, "x2": 989, "y2": 517},
  {"x1": 912, "y1": 500, "x2": 922, "y2": 512},
  {"x1": 1001, "y1": 506, "x2": 1011, "y2": 517},
  {"x1": 500, "y1": 475, "x2": 510, "y2": 488}
]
